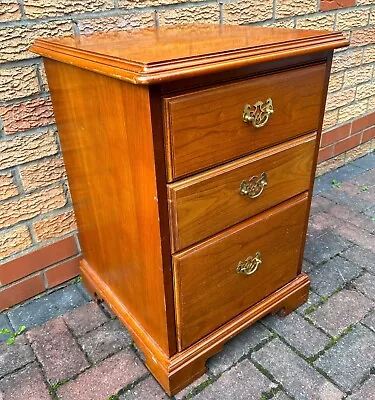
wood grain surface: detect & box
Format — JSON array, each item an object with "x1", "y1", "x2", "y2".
[
  {"x1": 164, "y1": 63, "x2": 326, "y2": 179},
  {"x1": 44, "y1": 59, "x2": 176, "y2": 355},
  {"x1": 173, "y1": 193, "x2": 309, "y2": 350},
  {"x1": 31, "y1": 25, "x2": 348, "y2": 84},
  {"x1": 168, "y1": 133, "x2": 316, "y2": 251}
]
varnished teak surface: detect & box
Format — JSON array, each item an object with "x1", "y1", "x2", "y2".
[
  {"x1": 31, "y1": 25, "x2": 348, "y2": 396},
  {"x1": 174, "y1": 194, "x2": 309, "y2": 350},
  {"x1": 31, "y1": 25, "x2": 348, "y2": 84},
  {"x1": 164, "y1": 63, "x2": 326, "y2": 179},
  {"x1": 43, "y1": 59, "x2": 176, "y2": 355},
  {"x1": 168, "y1": 134, "x2": 316, "y2": 251}
]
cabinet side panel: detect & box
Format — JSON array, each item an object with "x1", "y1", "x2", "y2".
[
  {"x1": 297, "y1": 54, "x2": 333, "y2": 273},
  {"x1": 44, "y1": 59, "x2": 174, "y2": 355}
]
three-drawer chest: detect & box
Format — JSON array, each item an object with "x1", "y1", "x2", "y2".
[{"x1": 31, "y1": 25, "x2": 348, "y2": 395}]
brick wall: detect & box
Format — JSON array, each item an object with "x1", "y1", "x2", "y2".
[{"x1": 0, "y1": 0, "x2": 374, "y2": 310}]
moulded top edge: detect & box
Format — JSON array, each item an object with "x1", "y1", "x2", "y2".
[{"x1": 30, "y1": 24, "x2": 349, "y2": 85}]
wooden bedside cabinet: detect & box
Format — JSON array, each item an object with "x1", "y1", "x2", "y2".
[{"x1": 31, "y1": 25, "x2": 348, "y2": 395}]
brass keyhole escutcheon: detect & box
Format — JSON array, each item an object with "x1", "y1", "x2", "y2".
[
  {"x1": 243, "y1": 98, "x2": 274, "y2": 128},
  {"x1": 237, "y1": 252, "x2": 262, "y2": 275},
  {"x1": 240, "y1": 172, "x2": 268, "y2": 199}
]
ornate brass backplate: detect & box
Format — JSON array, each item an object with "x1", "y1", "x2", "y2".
[
  {"x1": 236, "y1": 252, "x2": 262, "y2": 275},
  {"x1": 239, "y1": 172, "x2": 268, "y2": 199},
  {"x1": 242, "y1": 98, "x2": 274, "y2": 128}
]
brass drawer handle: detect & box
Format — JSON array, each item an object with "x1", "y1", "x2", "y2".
[
  {"x1": 237, "y1": 252, "x2": 262, "y2": 275},
  {"x1": 240, "y1": 172, "x2": 267, "y2": 199},
  {"x1": 243, "y1": 98, "x2": 274, "y2": 128}
]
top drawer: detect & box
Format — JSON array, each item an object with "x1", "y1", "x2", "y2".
[{"x1": 163, "y1": 63, "x2": 326, "y2": 181}]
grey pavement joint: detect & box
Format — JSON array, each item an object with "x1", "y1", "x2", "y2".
[
  {"x1": 262, "y1": 312, "x2": 331, "y2": 358},
  {"x1": 56, "y1": 349, "x2": 148, "y2": 400},
  {"x1": 252, "y1": 338, "x2": 345, "y2": 400},
  {"x1": 0, "y1": 363, "x2": 51, "y2": 400},
  {"x1": 195, "y1": 359, "x2": 277, "y2": 400},
  {"x1": 321, "y1": 183, "x2": 373, "y2": 213},
  {"x1": 362, "y1": 311, "x2": 375, "y2": 332},
  {"x1": 0, "y1": 314, "x2": 14, "y2": 343},
  {"x1": 342, "y1": 246, "x2": 375, "y2": 275},
  {"x1": 353, "y1": 272, "x2": 375, "y2": 300},
  {"x1": 309, "y1": 289, "x2": 374, "y2": 337},
  {"x1": 271, "y1": 392, "x2": 293, "y2": 400},
  {"x1": 303, "y1": 231, "x2": 352, "y2": 265},
  {"x1": 296, "y1": 291, "x2": 323, "y2": 315},
  {"x1": 174, "y1": 374, "x2": 210, "y2": 400},
  {"x1": 63, "y1": 301, "x2": 108, "y2": 337},
  {"x1": 347, "y1": 375, "x2": 375, "y2": 399},
  {"x1": 78, "y1": 319, "x2": 133, "y2": 363},
  {"x1": 0, "y1": 335, "x2": 35, "y2": 378},
  {"x1": 309, "y1": 255, "x2": 362, "y2": 297},
  {"x1": 27, "y1": 317, "x2": 89, "y2": 384},
  {"x1": 120, "y1": 376, "x2": 169, "y2": 400},
  {"x1": 207, "y1": 322, "x2": 272, "y2": 375},
  {"x1": 314, "y1": 325, "x2": 375, "y2": 392}
]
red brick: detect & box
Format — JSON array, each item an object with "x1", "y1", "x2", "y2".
[
  {"x1": 333, "y1": 133, "x2": 361, "y2": 156},
  {"x1": 321, "y1": 123, "x2": 351, "y2": 147},
  {"x1": 362, "y1": 126, "x2": 375, "y2": 143},
  {"x1": 0, "y1": 236, "x2": 77, "y2": 286},
  {"x1": 346, "y1": 168, "x2": 375, "y2": 187},
  {"x1": 63, "y1": 302, "x2": 108, "y2": 337},
  {"x1": 328, "y1": 204, "x2": 375, "y2": 234},
  {"x1": 56, "y1": 349, "x2": 147, "y2": 400},
  {"x1": 0, "y1": 97, "x2": 54, "y2": 135},
  {"x1": 78, "y1": 319, "x2": 132, "y2": 364},
  {"x1": 0, "y1": 274, "x2": 44, "y2": 311},
  {"x1": 340, "y1": 182, "x2": 364, "y2": 196},
  {"x1": 0, "y1": 335, "x2": 35, "y2": 377},
  {"x1": 27, "y1": 317, "x2": 89, "y2": 384},
  {"x1": 45, "y1": 256, "x2": 81, "y2": 288},
  {"x1": 336, "y1": 223, "x2": 375, "y2": 252},
  {"x1": 320, "y1": 0, "x2": 355, "y2": 11},
  {"x1": 310, "y1": 195, "x2": 334, "y2": 215},
  {"x1": 0, "y1": 363, "x2": 51, "y2": 400},
  {"x1": 310, "y1": 211, "x2": 344, "y2": 231},
  {"x1": 351, "y1": 184, "x2": 375, "y2": 205},
  {"x1": 318, "y1": 145, "x2": 333, "y2": 163},
  {"x1": 352, "y1": 112, "x2": 375, "y2": 133},
  {"x1": 124, "y1": 375, "x2": 169, "y2": 400}
]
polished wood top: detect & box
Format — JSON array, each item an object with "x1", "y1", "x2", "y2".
[{"x1": 31, "y1": 24, "x2": 348, "y2": 84}]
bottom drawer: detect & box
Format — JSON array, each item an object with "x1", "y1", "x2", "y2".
[{"x1": 173, "y1": 193, "x2": 309, "y2": 350}]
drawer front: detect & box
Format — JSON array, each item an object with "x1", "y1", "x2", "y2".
[
  {"x1": 173, "y1": 194, "x2": 308, "y2": 350},
  {"x1": 164, "y1": 63, "x2": 326, "y2": 180},
  {"x1": 168, "y1": 133, "x2": 316, "y2": 252}
]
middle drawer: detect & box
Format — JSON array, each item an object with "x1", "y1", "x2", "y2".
[{"x1": 168, "y1": 133, "x2": 316, "y2": 252}]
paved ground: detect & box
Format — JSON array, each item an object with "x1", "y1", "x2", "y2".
[{"x1": 0, "y1": 152, "x2": 374, "y2": 400}]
